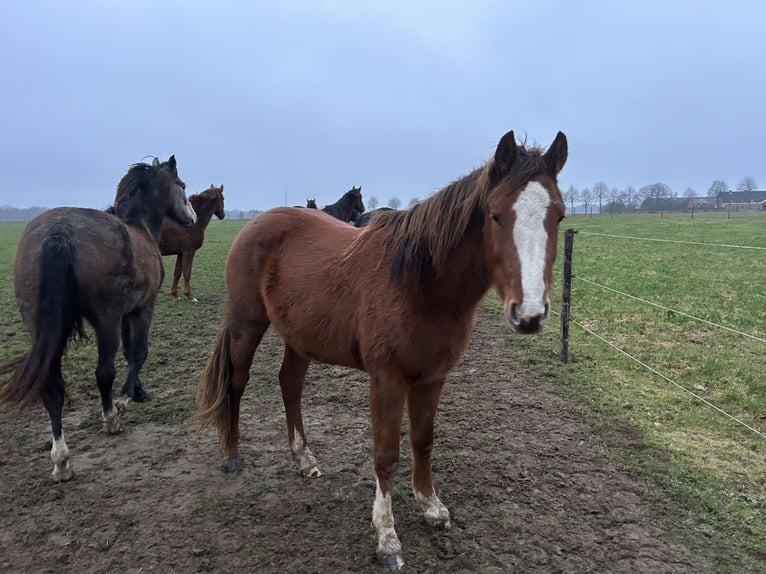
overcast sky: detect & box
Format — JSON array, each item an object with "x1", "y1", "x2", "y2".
[{"x1": 0, "y1": 1, "x2": 763, "y2": 211}]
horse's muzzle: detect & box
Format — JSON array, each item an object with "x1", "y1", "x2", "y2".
[{"x1": 507, "y1": 301, "x2": 549, "y2": 334}]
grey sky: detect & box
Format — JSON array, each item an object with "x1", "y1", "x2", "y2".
[{"x1": 1, "y1": 1, "x2": 763, "y2": 211}]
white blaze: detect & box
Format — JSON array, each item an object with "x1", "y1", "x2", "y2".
[{"x1": 512, "y1": 181, "x2": 550, "y2": 317}]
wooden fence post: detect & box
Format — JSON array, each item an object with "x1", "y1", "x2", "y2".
[{"x1": 560, "y1": 228, "x2": 576, "y2": 363}]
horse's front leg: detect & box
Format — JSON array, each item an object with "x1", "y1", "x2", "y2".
[
  {"x1": 408, "y1": 380, "x2": 451, "y2": 529},
  {"x1": 119, "y1": 305, "x2": 154, "y2": 402},
  {"x1": 182, "y1": 250, "x2": 197, "y2": 302},
  {"x1": 171, "y1": 255, "x2": 183, "y2": 299},
  {"x1": 278, "y1": 346, "x2": 319, "y2": 477},
  {"x1": 370, "y1": 375, "x2": 407, "y2": 571}
]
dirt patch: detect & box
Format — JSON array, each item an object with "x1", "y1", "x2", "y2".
[{"x1": 0, "y1": 307, "x2": 718, "y2": 573}]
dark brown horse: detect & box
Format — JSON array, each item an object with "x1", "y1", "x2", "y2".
[
  {"x1": 320, "y1": 185, "x2": 364, "y2": 222},
  {"x1": 159, "y1": 184, "x2": 225, "y2": 301},
  {"x1": 0, "y1": 156, "x2": 195, "y2": 482},
  {"x1": 306, "y1": 198, "x2": 317, "y2": 209},
  {"x1": 354, "y1": 206, "x2": 394, "y2": 227},
  {"x1": 196, "y1": 131, "x2": 567, "y2": 570}
]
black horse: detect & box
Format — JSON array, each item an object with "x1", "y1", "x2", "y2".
[
  {"x1": 321, "y1": 186, "x2": 364, "y2": 223},
  {"x1": 0, "y1": 156, "x2": 196, "y2": 481}
]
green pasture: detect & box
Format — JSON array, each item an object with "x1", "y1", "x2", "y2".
[
  {"x1": 496, "y1": 209, "x2": 765, "y2": 570},
  {"x1": 1, "y1": 210, "x2": 764, "y2": 570}
]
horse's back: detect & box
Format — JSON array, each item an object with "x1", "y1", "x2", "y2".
[
  {"x1": 226, "y1": 207, "x2": 365, "y2": 366},
  {"x1": 15, "y1": 207, "x2": 162, "y2": 326}
]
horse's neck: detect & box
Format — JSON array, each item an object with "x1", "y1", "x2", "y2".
[
  {"x1": 431, "y1": 215, "x2": 492, "y2": 309},
  {"x1": 196, "y1": 205, "x2": 216, "y2": 228}
]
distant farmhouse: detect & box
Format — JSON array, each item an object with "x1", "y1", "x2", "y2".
[
  {"x1": 715, "y1": 190, "x2": 766, "y2": 210},
  {"x1": 639, "y1": 190, "x2": 766, "y2": 212},
  {"x1": 639, "y1": 196, "x2": 717, "y2": 212}
]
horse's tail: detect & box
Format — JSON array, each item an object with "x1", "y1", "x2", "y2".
[
  {"x1": 196, "y1": 327, "x2": 234, "y2": 448},
  {"x1": 0, "y1": 226, "x2": 85, "y2": 407}
]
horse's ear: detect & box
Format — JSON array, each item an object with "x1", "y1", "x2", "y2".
[
  {"x1": 492, "y1": 130, "x2": 517, "y2": 181},
  {"x1": 544, "y1": 131, "x2": 567, "y2": 175},
  {"x1": 220, "y1": 184, "x2": 224, "y2": 192},
  {"x1": 168, "y1": 155, "x2": 177, "y2": 171},
  {"x1": 152, "y1": 157, "x2": 160, "y2": 167}
]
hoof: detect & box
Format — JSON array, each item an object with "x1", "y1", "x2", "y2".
[
  {"x1": 114, "y1": 396, "x2": 130, "y2": 416},
  {"x1": 379, "y1": 552, "x2": 404, "y2": 571},
  {"x1": 301, "y1": 465, "x2": 322, "y2": 478},
  {"x1": 123, "y1": 385, "x2": 148, "y2": 403},
  {"x1": 52, "y1": 464, "x2": 74, "y2": 482},
  {"x1": 223, "y1": 458, "x2": 241, "y2": 473}
]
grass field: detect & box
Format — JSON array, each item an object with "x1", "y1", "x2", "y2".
[
  {"x1": 1, "y1": 210, "x2": 765, "y2": 569},
  {"x1": 503, "y1": 209, "x2": 766, "y2": 566}
]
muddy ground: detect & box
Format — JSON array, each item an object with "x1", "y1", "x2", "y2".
[{"x1": 0, "y1": 306, "x2": 724, "y2": 573}]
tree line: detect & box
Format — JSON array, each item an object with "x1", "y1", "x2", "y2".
[{"x1": 563, "y1": 176, "x2": 759, "y2": 214}]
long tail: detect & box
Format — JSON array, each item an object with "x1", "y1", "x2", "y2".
[
  {"x1": 196, "y1": 327, "x2": 233, "y2": 448},
  {"x1": 0, "y1": 226, "x2": 85, "y2": 407}
]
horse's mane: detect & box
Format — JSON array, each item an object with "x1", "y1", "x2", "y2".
[
  {"x1": 363, "y1": 143, "x2": 548, "y2": 280},
  {"x1": 107, "y1": 161, "x2": 157, "y2": 223}
]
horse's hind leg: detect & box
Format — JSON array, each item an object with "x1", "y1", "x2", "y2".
[
  {"x1": 278, "y1": 346, "x2": 319, "y2": 477},
  {"x1": 41, "y1": 365, "x2": 73, "y2": 481},
  {"x1": 222, "y1": 317, "x2": 269, "y2": 472},
  {"x1": 93, "y1": 322, "x2": 123, "y2": 434},
  {"x1": 119, "y1": 305, "x2": 154, "y2": 402},
  {"x1": 171, "y1": 255, "x2": 182, "y2": 299},
  {"x1": 408, "y1": 379, "x2": 451, "y2": 529}
]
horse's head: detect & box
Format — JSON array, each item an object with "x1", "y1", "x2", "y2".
[
  {"x1": 348, "y1": 186, "x2": 365, "y2": 215},
  {"x1": 484, "y1": 131, "x2": 567, "y2": 334},
  {"x1": 152, "y1": 155, "x2": 197, "y2": 227},
  {"x1": 306, "y1": 198, "x2": 318, "y2": 209},
  {"x1": 212, "y1": 184, "x2": 225, "y2": 219}
]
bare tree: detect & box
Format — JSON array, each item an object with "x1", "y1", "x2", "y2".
[
  {"x1": 737, "y1": 176, "x2": 758, "y2": 191},
  {"x1": 564, "y1": 185, "x2": 578, "y2": 214},
  {"x1": 592, "y1": 181, "x2": 608, "y2": 214},
  {"x1": 605, "y1": 187, "x2": 622, "y2": 214},
  {"x1": 683, "y1": 187, "x2": 698, "y2": 198},
  {"x1": 707, "y1": 180, "x2": 728, "y2": 207},
  {"x1": 407, "y1": 197, "x2": 420, "y2": 209},
  {"x1": 580, "y1": 187, "x2": 593, "y2": 214},
  {"x1": 367, "y1": 196, "x2": 379, "y2": 210},
  {"x1": 707, "y1": 180, "x2": 728, "y2": 196},
  {"x1": 623, "y1": 186, "x2": 636, "y2": 212},
  {"x1": 638, "y1": 182, "x2": 674, "y2": 210},
  {"x1": 388, "y1": 197, "x2": 401, "y2": 209}
]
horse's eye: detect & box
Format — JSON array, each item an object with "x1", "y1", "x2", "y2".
[{"x1": 490, "y1": 213, "x2": 502, "y2": 225}]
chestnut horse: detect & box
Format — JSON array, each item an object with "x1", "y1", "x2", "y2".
[
  {"x1": 159, "y1": 184, "x2": 225, "y2": 301},
  {"x1": 320, "y1": 185, "x2": 364, "y2": 222},
  {"x1": 196, "y1": 131, "x2": 567, "y2": 570},
  {"x1": 0, "y1": 156, "x2": 196, "y2": 482}
]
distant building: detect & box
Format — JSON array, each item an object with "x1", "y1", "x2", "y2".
[
  {"x1": 716, "y1": 190, "x2": 766, "y2": 210},
  {"x1": 639, "y1": 197, "x2": 716, "y2": 212}
]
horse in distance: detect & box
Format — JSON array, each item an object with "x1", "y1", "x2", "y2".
[
  {"x1": 353, "y1": 206, "x2": 394, "y2": 227},
  {"x1": 0, "y1": 156, "x2": 196, "y2": 482},
  {"x1": 320, "y1": 185, "x2": 364, "y2": 222},
  {"x1": 196, "y1": 131, "x2": 567, "y2": 570},
  {"x1": 159, "y1": 184, "x2": 225, "y2": 301}
]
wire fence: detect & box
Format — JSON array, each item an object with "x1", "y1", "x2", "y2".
[{"x1": 562, "y1": 229, "x2": 766, "y2": 440}]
